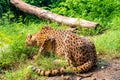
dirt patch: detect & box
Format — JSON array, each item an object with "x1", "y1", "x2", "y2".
[{"x1": 46, "y1": 58, "x2": 120, "y2": 80}]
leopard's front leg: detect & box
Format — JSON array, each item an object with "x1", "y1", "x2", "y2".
[
  {"x1": 33, "y1": 46, "x2": 45, "y2": 61},
  {"x1": 65, "y1": 52, "x2": 73, "y2": 67},
  {"x1": 34, "y1": 37, "x2": 55, "y2": 61}
]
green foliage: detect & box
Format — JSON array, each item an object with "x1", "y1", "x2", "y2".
[
  {"x1": 109, "y1": 14, "x2": 120, "y2": 30},
  {"x1": 0, "y1": 0, "x2": 10, "y2": 13},
  {"x1": 1, "y1": 0, "x2": 120, "y2": 35},
  {"x1": 1, "y1": 0, "x2": 120, "y2": 79},
  {"x1": 0, "y1": 5, "x2": 2, "y2": 18},
  {"x1": 24, "y1": 0, "x2": 62, "y2": 9},
  {"x1": 0, "y1": 17, "x2": 67, "y2": 69},
  {"x1": 4, "y1": 66, "x2": 33, "y2": 80},
  {"x1": 94, "y1": 30, "x2": 120, "y2": 58},
  {"x1": 51, "y1": 0, "x2": 120, "y2": 33},
  {"x1": 36, "y1": 55, "x2": 66, "y2": 70},
  {"x1": 76, "y1": 26, "x2": 101, "y2": 36},
  {"x1": 0, "y1": 21, "x2": 39, "y2": 68},
  {"x1": 3, "y1": 54, "x2": 66, "y2": 80},
  {"x1": 52, "y1": 0, "x2": 120, "y2": 19}
]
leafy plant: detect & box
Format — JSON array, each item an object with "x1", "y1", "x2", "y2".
[
  {"x1": 94, "y1": 30, "x2": 120, "y2": 58},
  {"x1": 0, "y1": 0, "x2": 120, "y2": 79}
]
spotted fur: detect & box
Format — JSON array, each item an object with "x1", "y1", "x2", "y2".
[{"x1": 25, "y1": 26, "x2": 97, "y2": 76}]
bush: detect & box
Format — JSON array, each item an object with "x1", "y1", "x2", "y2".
[
  {"x1": 94, "y1": 30, "x2": 120, "y2": 58},
  {"x1": 51, "y1": 0, "x2": 120, "y2": 30},
  {"x1": 0, "y1": 22, "x2": 39, "y2": 68},
  {"x1": 1, "y1": 0, "x2": 120, "y2": 34},
  {"x1": 24, "y1": 0, "x2": 62, "y2": 8},
  {"x1": 0, "y1": 0, "x2": 10, "y2": 13}
]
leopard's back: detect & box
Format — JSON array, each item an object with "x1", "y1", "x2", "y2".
[
  {"x1": 25, "y1": 26, "x2": 72, "y2": 56},
  {"x1": 52, "y1": 30, "x2": 72, "y2": 56},
  {"x1": 26, "y1": 26, "x2": 97, "y2": 75},
  {"x1": 64, "y1": 33, "x2": 97, "y2": 72}
]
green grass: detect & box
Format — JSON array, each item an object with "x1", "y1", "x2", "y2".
[
  {"x1": 0, "y1": 0, "x2": 120, "y2": 79},
  {"x1": 1, "y1": 14, "x2": 120, "y2": 78},
  {"x1": 0, "y1": 20, "x2": 68, "y2": 79},
  {"x1": 0, "y1": 17, "x2": 120, "y2": 79},
  {"x1": 94, "y1": 30, "x2": 120, "y2": 59},
  {"x1": 2, "y1": 54, "x2": 66, "y2": 80},
  {"x1": 0, "y1": 21, "x2": 120, "y2": 79}
]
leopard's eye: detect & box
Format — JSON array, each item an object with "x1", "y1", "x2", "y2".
[
  {"x1": 30, "y1": 35, "x2": 32, "y2": 39},
  {"x1": 28, "y1": 34, "x2": 32, "y2": 39}
]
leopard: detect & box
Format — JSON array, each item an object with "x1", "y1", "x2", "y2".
[{"x1": 25, "y1": 26, "x2": 97, "y2": 76}]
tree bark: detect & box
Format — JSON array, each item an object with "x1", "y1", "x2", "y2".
[{"x1": 10, "y1": 0, "x2": 99, "y2": 28}]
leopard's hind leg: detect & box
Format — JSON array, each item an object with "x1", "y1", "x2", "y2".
[{"x1": 72, "y1": 60, "x2": 94, "y2": 73}]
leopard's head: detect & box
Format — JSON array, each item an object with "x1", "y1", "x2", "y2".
[
  {"x1": 25, "y1": 34, "x2": 37, "y2": 47},
  {"x1": 40, "y1": 26, "x2": 53, "y2": 34},
  {"x1": 25, "y1": 26, "x2": 54, "y2": 47}
]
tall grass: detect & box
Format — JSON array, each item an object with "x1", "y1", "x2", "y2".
[
  {"x1": 95, "y1": 31, "x2": 120, "y2": 56},
  {"x1": 0, "y1": 0, "x2": 120, "y2": 79},
  {"x1": 0, "y1": 14, "x2": 67, "y2": 69}
]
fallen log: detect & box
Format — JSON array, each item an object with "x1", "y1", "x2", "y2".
[{"x1": 10, "y1": 0, "x2": 99, "y2": 28}]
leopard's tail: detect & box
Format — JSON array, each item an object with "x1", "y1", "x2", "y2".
[
  {"x1": 72, "y1": 60, "x2": 95, "y2": 73},
  {"x1": 29, "y1": 66, "x2": 65, "y2": 76},
  {"x1": 29, "y1": 60, "x2": 96, "y2": 76}
]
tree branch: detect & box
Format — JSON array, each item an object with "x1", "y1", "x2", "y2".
[{"x1": 10, "y1": 0, "x2": 99, "y2": 28}]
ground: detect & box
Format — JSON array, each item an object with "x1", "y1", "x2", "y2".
[
  {"x1": 0, "y1": 23, "x2": 120, "y2": 80},
  {"x1": 46, "y1": 58, "x2": 120, "y2": 80}
]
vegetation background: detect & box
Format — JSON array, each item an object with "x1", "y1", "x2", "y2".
[{"x1": 0, "y1": 0, "x2": 120, "y2": 80}]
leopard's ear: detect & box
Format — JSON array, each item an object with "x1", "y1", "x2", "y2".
[
  {"x1": 42, "y1": 26, "x2": 53, "y2": 30},
  {"x1": 28, "y1": 34, "x2": 32, "y2": 39}
]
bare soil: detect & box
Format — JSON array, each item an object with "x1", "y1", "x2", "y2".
[{"x1": 46, "y1": 58, "x2": 120, "y2": 80}]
